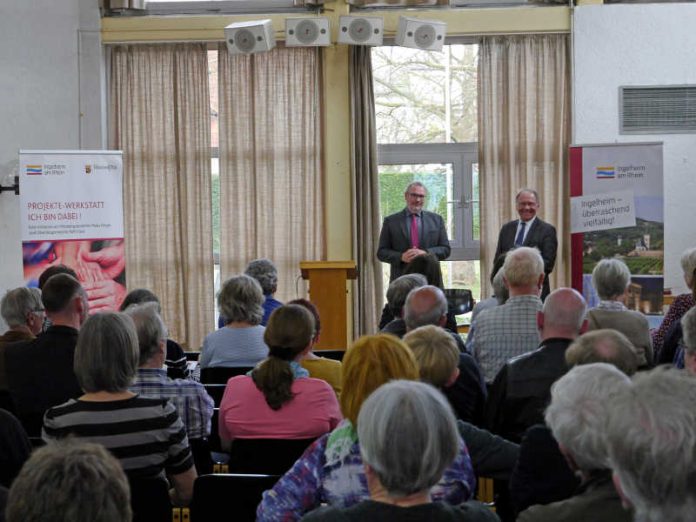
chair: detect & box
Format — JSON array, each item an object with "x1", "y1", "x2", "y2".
[
  {"x1": 203, "y1": 384, "x2": 227, "y2": 407},
  {"x1": 185, "y1": 351, "x2": 200, "y2": 361},
  {"x1": 128, "y1": 476, "x2": 173, "y2": 522},
  {"x1": 191, "y1": 473, "x2": 279, "y2": 522},
  {"x1": 190, "y1": 438, "x2": 214, "y2": 476},
  {"x1": 227, "y1": 438, "x2": 316, "y2": 475},
  {"x1": 444, "y1": 288, "x2": 474, "y2": 315},
  {"x1": 200, "y1": 366, "x2": 253, "y2": 385},
  {"x1": 313, "y1": 349, "x2": 345, "y2": 362}
]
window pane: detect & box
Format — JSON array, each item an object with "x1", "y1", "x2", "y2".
[
  {"x1": 372, "y1": 44, "x2": 478, "y2": 144},
  {"x1": 472, "y1": 162, "x2": 480, "y2": 241}
]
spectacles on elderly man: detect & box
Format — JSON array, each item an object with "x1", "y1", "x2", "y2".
[{"x1": 407, "y1": 193, "x2": 426, "y2": 199}]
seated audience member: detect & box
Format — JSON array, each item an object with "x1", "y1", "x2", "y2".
[
  {"x1": 219, "y1": 304, "x2": 341, "y2": 445},
  {"x1": 403, "y1": 286, "x2": 487, "y2": 425},
  {"x1": 42, "y1": 312, "x2": 196, "y2": 505},
  {"x1": 606, "y1": 368, "x2": 696, "y2": 522},
  {"x1": 125, "y1": 302, "x2": 214, "y2": 440},
  {"x1": 466, "y1": 262, "x2": 508, "y2": 351},
  {"x1": 5, "y1": 274, "x2": 85, "y2": 436},
  {"x1": 119, "y1": 288, "x2": 189, "y2": 379},
  {"x1": 510, "y1": 328, "x2": 640, "y2": 515},
  {"x1": 485, "y1": 288, "x2": 588, "y2": 443},
  {"x1": 0, "y1": 288, "x2": 44, "y2": 392},
  {"x1": 587, "y1": 258, "x2": 653, "y2": 367},
  {"x1": 517, "y1": 364, "x2": 633, "y2": 522},
  {"x1": 6, "y1": 439, "x2": 131, "y2": 522},
  {"x1": 200, "y1": 274, "x2": 268, "y2": 368},
  {"x1": 469, "y1": 247, "x2": 545, "y2": 383},
  {"x1": 301, "y1": 380, "x2": 499, "y2": 522},
  {"x1": 680, "y1": 306, "x2": 696, "y2": 374},
  {"x1": 652, "y1": 246, "x2": 696, "y2": 360},
  {"x1": 257, "y1": 334, "x2": 476, "y2": 521},
  {"x1": 218, "y1": 259, "x2": 283, "y2": 328},
  {"x1": 0, "y1": 409, "x2": 31, "y2": 489},
  {"x1": 37, "y1": 264, "x2": 78, "y2": 290},
  {"x1": 565, "y1": 329, "x2": 640, "y2": 376},
  {"x1": 289, "y1": 298, "x2": 342, "y2": 395},
  {"x1": 380, "y1": 274, "x2": 428, "y2": 337}
]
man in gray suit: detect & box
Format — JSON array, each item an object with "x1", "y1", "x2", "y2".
[{"x1": 377, "y1": 181, "x2": 451, "y2": 282}]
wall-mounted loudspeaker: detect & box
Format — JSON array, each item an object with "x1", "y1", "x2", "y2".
[
  {"x1": 395, "y1": 16, "x2": 446, "y2": 52},
  {"x1": 337, "y1": 16, "x2": 384, "y2": 47},
  {"x1": 286, "y1": 18, "x2": 331, "y2": 47},
  {"x1": 224, "y1": 20, "x2": 276, "y2": 55}
]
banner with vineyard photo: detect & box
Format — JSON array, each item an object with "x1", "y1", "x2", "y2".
[{"x1": 569, "y1": 142, "x2": 663, "y2": 314}]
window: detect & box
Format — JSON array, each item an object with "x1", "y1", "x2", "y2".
[{"x1": 373, "y1": 44, "x2": 481, "y2": 300}]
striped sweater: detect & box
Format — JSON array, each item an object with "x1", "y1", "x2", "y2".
[{"x1": 43, "y1": 395, "x2": 193, "y2": 478}]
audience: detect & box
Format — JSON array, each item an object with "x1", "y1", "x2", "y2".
[
  {"x1": 36, "y1": 264, "x2": 78, "y2": 290},
  {"x1": 680, "y1": 306, "x2": 696, "y2": 374},
  {"x1": 469, "y1": 247, "x2": 545, "y2": 383},
  {"x1": 257, "y1": 334, "x2": 476, "y2": 521},
  {"x1": 119, "y1": 288, "x2": 189, "y2": 379},
  {"x1": 301, "y1": 380, "x2": 499, "y2": 522},
  {"x1": 565, "y1": 329, "x2": 640, "y2": 376},
  {"x1": 517, "y1": 363, "x2": 633, "y2": 521},
  {"x1": 0, "y1": 288, "x2": 44, "y2": 394},
  {"x1": 652, "y1": 246, "x2": 696, "y2": 361},
  {"x1": 403, "y1": 286, "x2": 486, "y2": 425},
  {"x1": 606, "y1": 368, "x2": 696, "y2": 522},
  {"x1": 466, "y1": 262, "x2": 508, "y2": 350},
  {"x1": 6, "y1": 439, "x2": 131, "y2": 522},
  {"x1": 218, "y1": 304, "x2": 341, "y2": 446},
  {"x1": 380, "y1": 273, "x2": 428, "y2": 337},
  {"x1": 42, "y1": 312, "x2": 196, "y2": 506},
  {"x1": 5, "y1": 274, "x2": 85, "y2": 435},
  {"x1": 200, "y1": 274, "x2": 268, "y2": 368},
  {"x1": 290, "y1": 298, "x2": 342, "y2": 395},
  {"x1": 0, "y1": 409, "x2": 31, "y2": 489},
  {"x1": 125, "y1": 302, "x2": 214, "y2": 440},
  {"x1": 485, "y1": 288, "x2": 588, "y2": 442},
  {"x1": 587, "y1": 258, "x2": 653, "y2": 367}
]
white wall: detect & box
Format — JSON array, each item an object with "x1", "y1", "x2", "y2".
[
  {"x1": 573, "y1": 4, "x2": 696, "y2": 293},
  {"x1": 0, "y1": 0, "x2": 103, "y2": 330}
]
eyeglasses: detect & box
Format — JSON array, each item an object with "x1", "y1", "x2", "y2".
[{"x1": 407, "y1": 193, "x2": 426, "y2": 199}]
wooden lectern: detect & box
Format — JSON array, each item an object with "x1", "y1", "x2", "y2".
[{"x1": 300, "y1": 261, "x2": 357, "y2": 351}]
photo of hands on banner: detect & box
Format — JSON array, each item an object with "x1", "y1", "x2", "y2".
[{"x1": 23, "y1": 239, "x2": 126, "y2": 312}]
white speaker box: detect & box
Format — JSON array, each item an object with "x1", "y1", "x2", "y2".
[
  {"x1": 395, "y1": 16, "x2": 446, "y2": 52},
  {"x1": 286, "y1": 18, "x2": 331, "y2": 47},
  {"x1": 224, "y1": 20, "x2": 276, "y2": 55},
  {"x1": 337, "y1": 16, "x2": 384, "y2": 47}
]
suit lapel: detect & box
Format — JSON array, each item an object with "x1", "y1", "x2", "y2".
[
  {"x1": 523, "y1": 219, "x2": 541, "y2": 246},
  {"x1": 400, "y1": 209, "x2": 410, "y2": 245}
]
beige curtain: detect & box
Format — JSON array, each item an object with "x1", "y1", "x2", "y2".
[
  {"x1": 110, "y1": 43, "x2": 214, "y2": 350},
  {"x1": 350, "y1": 47, "x2": 383, "y2": 336},
  {"x1": 478, "y1": 34, "x2": 571, "y2": 296},
  {"x1": 217, "y1": 45, "x2": 324, "y2": 302}
]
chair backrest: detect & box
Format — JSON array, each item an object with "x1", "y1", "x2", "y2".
[
  {"x1": 128, "y1": 476, "x2": 172, "y2": 522},
  {"x1": 313, "y1": 349, "x2": 345, "y2": 362},
  {"x1": 200, "y1": 366, "x2": 253, "y2": 384},
  {"x1": 191, "y1": 473, "x2": 279, "y2": 522},
  {"x1": 444, "y1": 288, "x2": 474, "y2": 315},
  {"x1": 190, "y1": 437, "x2": 213, "y2": 476},
  {"x1": 228, "y1": 438, "x2": 316, "y2": 475},
  {"x1": 203, "y1": 384, "x2": 227, "y2": 407}
]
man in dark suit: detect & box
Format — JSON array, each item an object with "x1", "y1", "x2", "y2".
[
  {"x1": 377, "y1": 181, "x2": 451, "y2": 282},
  {"x1": 5, "y1": 273, "x2": 87, "y2": 436},
  {"x1": 495, "y1": 189, "x2": 557, "y2": 300}
]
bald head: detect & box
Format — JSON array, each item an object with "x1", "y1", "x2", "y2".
[
  {"x1": 538, "y1": 288, "x2": 587, "y2": 341},
  {"x1": 403, "y1": 285, "x2": 448, "y2": 331}
]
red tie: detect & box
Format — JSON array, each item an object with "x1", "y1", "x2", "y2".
[{"x1": 410, "y1": 214, "x2": 419, "y2": 249}]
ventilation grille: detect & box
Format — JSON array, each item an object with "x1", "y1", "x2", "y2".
[{"x1": 620, "y1": 85, "x2": 696, "y2": 134}]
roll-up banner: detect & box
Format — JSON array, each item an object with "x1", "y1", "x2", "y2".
[
  {"x1": 19, "y1": 150, "x2": 126, "y2": 312},
  {"x1": 569, "y1": 143, "x2": 663, "y2": 314}
]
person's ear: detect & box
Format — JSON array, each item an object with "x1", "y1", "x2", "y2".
[
  {"x1": 612, "y1": 471, "x2": 633, "y2": 510},
  {"x1": 438, "y1": 314, "x2": 447, "y2": 327},
  {"x1": 444, "y1": 367, "x2": 460, "y2": 388},
  {"x1": 537, "y1": 274, "x2": 545, "y2": 289},
  {"x1": 579, "y1": 319, "x2": 589, "y2": 335}
]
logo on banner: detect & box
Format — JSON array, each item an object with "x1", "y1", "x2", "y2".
[
  {"x1": 85, "y1": 164, "x2": 92, "y2": 174},
  {"x1": 26, "y1": 165, "x2": 43, "y2": 176},
  {"x1": 596, "y1": 166, "x2": 615, "y2": 179}
]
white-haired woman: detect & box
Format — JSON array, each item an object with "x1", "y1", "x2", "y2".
[
  {"x1": 653, "y1": 247, "x2": 696, "y2": 362},
  {"x1": 300, "y1": 380, "x2": 496, "y2": 522},
  {"x1": 588, "y1": 258, "x2": 652, "y2": 367}
]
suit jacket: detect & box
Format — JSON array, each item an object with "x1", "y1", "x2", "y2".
[
  {"x1": 5, "y1": 325, "x2": 82, "y2": 436},
  {"x1": 377, "y1": 208, "x2": 450, "y2": 281},
  {"x1": 494, "y1": 217, "x2": 557, "y2": 299}
]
